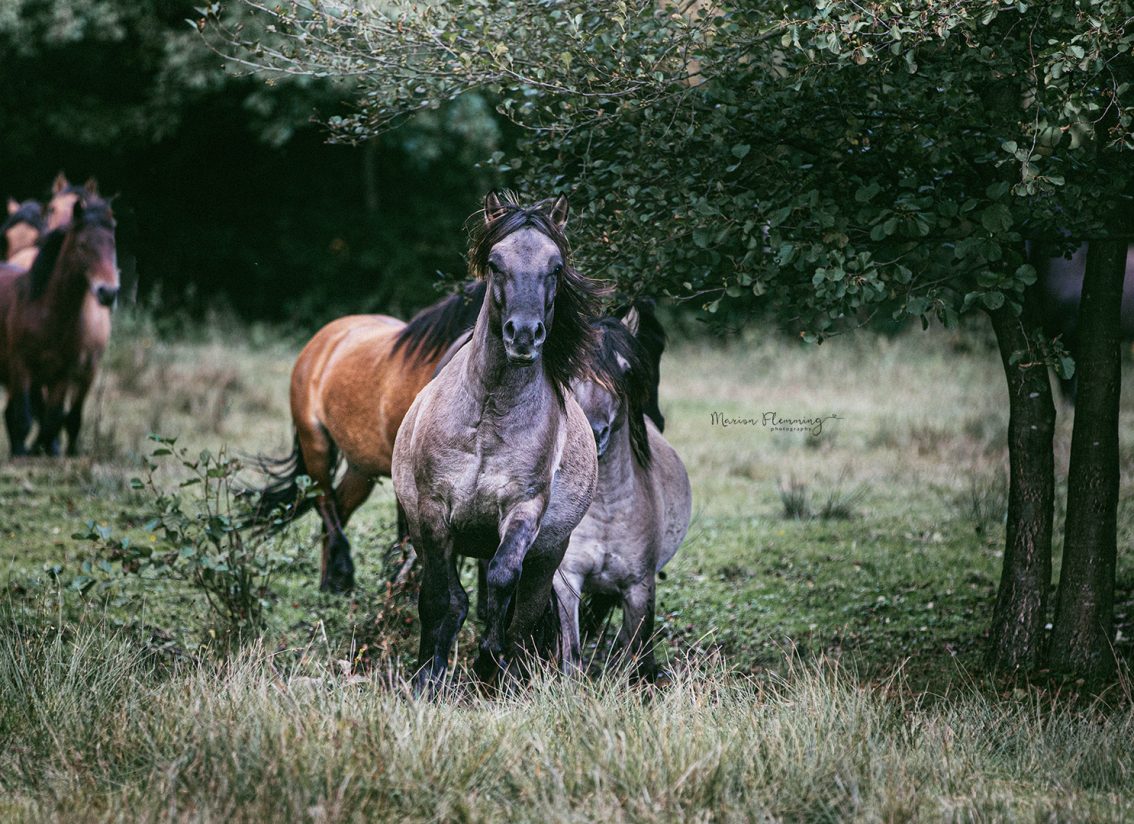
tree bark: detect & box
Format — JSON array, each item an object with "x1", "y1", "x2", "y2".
[
  {"x1": 985, "y1": 286, "x2": 1056, "y2": 673},
  {"x1": 1049, "y1": 238, "x2": 1126, "y2": 680}
]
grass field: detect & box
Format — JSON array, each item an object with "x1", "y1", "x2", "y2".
[{"x1": 2, "y1": 308, "x2": 1133, "y2": 820}]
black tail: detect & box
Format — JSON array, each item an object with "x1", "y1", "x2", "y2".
[{"x1": 240, "y1": 434, "x2": 321, "y2": 531}]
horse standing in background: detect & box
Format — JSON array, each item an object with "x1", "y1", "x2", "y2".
[
  {"x1": 1035, "y1": 240, "x2": 1134, "y2": 399},
  {"x1": 392, "y1": 191, "x2": 601, "y2": 692},
  {"x1": 45, "y1": 173, "x2": 86, "y2": 232},
  {"x1": 248, "y1": 283, "x2": 485, "y2": 593},
  {"x1": 4, "y1": 199, "x2": 45, "y2": 270},
  {"x1": 0, "y1": 190, "x2": 119, "y2": 456},
  {"x1": 550, "y1": 317, "x2": 691, "y2": 682}
]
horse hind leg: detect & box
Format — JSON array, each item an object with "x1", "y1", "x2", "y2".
[
  {"x1": 321, "y1": 465, "x2": 375, "y2": 593},
  {"x1": 297, "y1": 422, "x2": 355, "y2": 594}
]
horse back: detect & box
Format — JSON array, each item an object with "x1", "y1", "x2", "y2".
[{"x1": 291, "y1": 313, "x2": 421, "y2": 477}]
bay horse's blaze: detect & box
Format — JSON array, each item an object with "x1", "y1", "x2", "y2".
[
  {"x1": 0, "y1": 188, "x2": 119, "y2": 456},
  {"x1": 392, "y1": 191, "x2": 603, "y2": 693},
  {"x1": 247, "y1": 283, "x2": 485, "y2": 593}
]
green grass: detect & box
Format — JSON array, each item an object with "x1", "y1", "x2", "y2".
[{"x1": 2, "y1": 308, "x2": 1134, "y2": 820}]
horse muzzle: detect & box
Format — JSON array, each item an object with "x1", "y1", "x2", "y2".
[
  {"x1": 94, "y1": 285, "x2": 119, "y2": 307},
  {"x1": 502, "y1": 317, "x2": 546, "y2": 365}
]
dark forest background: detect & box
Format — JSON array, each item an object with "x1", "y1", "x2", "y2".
[{"x1": 0, "y1": 0, "x2": 506, "y2": 326}]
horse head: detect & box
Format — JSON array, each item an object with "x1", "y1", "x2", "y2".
[
  {"x1": 46, "y1": 174, "x2": 98, "y2": 232},
  {"x1": 69, "y1": 189, "x2": 119, "y2": 307},
  {"x1": 3, "y1": 198, "x2": 44, "y2": 259},
  {"x1": 471, "y1": 191, "x2": 603, "y2": 385},
  {"x1": 573, "y1": 317, "x2": 653, "y2": 467}
]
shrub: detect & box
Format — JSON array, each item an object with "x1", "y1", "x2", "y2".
[{"x1": 73, "y1": 435, "x2": 309, "y2": 636}]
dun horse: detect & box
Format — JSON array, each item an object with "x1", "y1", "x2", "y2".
[
  {"x1": 0, "y1": 189, "x2": 119, "y2": 456},
  {"x1": 551, "y1": 317, "x2": 691, "y2": 681},
  {"x1": 392, "y1": 192, "x2": 602, "y2": 691},
  {"x1": 250, "y1": 283, "x2": 485, "y2": 592},
  {"x1": 4, "y1": 199, "x2": 44, "y2": 270},
  {"x1": 1035, "y1": 240, "x2": 1134, "y2": 398}
]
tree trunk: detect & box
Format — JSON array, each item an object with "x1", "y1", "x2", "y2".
[
  {"x1": 1049, "y1": 238, "x2": 1126, "y2": 680},
  {"x1": 985, "y1": 287, "x2": 1055, "y2": 673}
]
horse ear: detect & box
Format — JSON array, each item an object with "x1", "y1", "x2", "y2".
[
  {"x1": 83, "y1": 178, "x2": 99, "y2": 197},
  {"x1": 620, "y1": 305, "x2": 641, "y2": 336},
  {"x1": 7, "y1": 198, "x2": 18, "y2": 216},
  {"x1": 484, "y1": 191, "x2": 507, "y2": 226},
  {"x1": 547, "y1": 194, "x2": 569, "y2": 229},
  {"x1": 52, "y1": 172, "x2": 69, "y2": 195}
]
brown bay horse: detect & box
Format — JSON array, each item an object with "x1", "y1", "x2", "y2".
[
  {"x1": 392, "y1": 192, "x2": 602, "y2": 692},
  {"x1": 4, "y1": 199, "x2": 45, "y2": 270},
  {"x1": 249, "y1": 283, "x2": 486, "y2": 593},
  {"x1": 0, "y1": 189, "x2": 119, "y2": 456}
]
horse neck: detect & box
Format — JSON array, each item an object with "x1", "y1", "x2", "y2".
[
  {"x1": 39, "y1": 234, "x2": 91, "y2": 325},
  {"x1": 463, "y1": 297, "x2": 547, "y2": 404},
  {"x1": 596, "y1": 419, "x2": 640, "y2": 499}
]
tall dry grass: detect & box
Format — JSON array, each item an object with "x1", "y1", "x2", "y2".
[{"x1": 1, "y1": 614, "x2": 1132, "y2": 822}]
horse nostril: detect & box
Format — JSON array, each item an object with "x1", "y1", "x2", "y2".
[
  {"x1": 533, "y1": 322, "x2": 546, "y2": 344},
  {"x1": 503, "y1": 320, "x2": 516, "y2": 341},
  {"x1": 593, "y1": 424, "x2": 609, "y2": 447},
  {"x1": 95, "y1": 286, "x2": 119, "y2": 307}
]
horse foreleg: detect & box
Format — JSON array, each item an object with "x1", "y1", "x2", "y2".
[
  {"x1": 498, "y1": 543, "x2": 570, "y2": 681},
  {"x1": 475, "y1": 515, "x2": 540, "y2": 685},
  {"x1": 4, "y1": 379, "x2": 33, "y2": 457},
  {"x1": 413, "y1": 522, "x2": 467, "y2": 696},
  {"x1": 63, "y1": 372, "x2": 94, "y2": 457},
  {"x1": 617, "y1": 577, "x2": 659, "y2": 683},
  {"x1": 551, "y1": 568, "x2": 584, "y2": 675},
  {"x1": 33, "y1": 383, "x2": 68, "y2": 456}
]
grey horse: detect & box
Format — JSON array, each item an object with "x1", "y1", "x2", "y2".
[
  {"x1": 392, "y1": 191, "x2": 603, "y2": 692},
  {"x1": 552, "y1": 317, "x2": 692, "y2": 682}
]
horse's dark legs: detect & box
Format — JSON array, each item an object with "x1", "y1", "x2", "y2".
[
  {"x1": 4, "y1": 383, "x2": 33, "y2": 457},
  {"x1": 315, "y1": 492, "x2": 353, "y2": 594},
  {"x1": 63, "y1": 373, "x2": 94, "y2": 456},
  {"x1": 315, "y1": 465, "x2": 374, "y2": 593},
  {"x1": 413, "y1": 523, "x2": 467, "y2": 695},
  {"x1": 33, "y1": 383, "x2": 68, "y2": 456},
  {"x1": 476, "y1": 559, "x2": 488, "y2": 622},
  {"x1": 475, "y1": 517, "x2": 540, "y2": 683}
]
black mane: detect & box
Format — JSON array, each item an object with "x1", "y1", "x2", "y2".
[
  {"x1": 613, "y1": 297, "x2": 667, "y2": 432},
  {"x1": 27, "y1": 230, "x2": 65, "y2": 300},
  {"x1": 391, "y1": 281, "x2": 487, "y2": 364},
  {"x1": 591, "y1": 317, "x2": 654, "y2": 469},
  {"x1": 468, "y1": 194, "x2": 605, "y2": 392}
]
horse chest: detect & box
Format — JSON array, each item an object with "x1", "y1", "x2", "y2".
[
  {"x1": 440, "y1": 422, "x2": 556, "y2": 530},
  {"x1": 565, "y1": 492, "x2": 653, "y2": 592}
]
